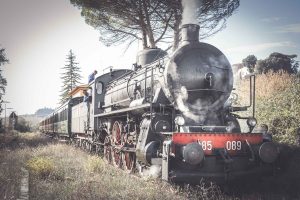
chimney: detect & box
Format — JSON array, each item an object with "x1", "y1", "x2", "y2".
[{"x1": 181, "y1": 24, "x2": 200, "y2": 43}]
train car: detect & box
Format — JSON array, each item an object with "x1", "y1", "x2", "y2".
[
  {"x1": 40, "y1": 97, "x2": 83, "y2": 138},
  {"x1": 40, "y1": 113, "x2": 54, "y2": 136},
  {"x1": 40, "y1": 23, "x2": 279, "y2": 183}
]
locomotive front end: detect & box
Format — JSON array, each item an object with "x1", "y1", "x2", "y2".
[{"x1": 160, "y1": 24, "x2": 279, "y2": 183}]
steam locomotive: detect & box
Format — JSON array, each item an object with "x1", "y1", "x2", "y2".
[{"x1": 40, "y1": 24, "x2": 279, "y2": 183}]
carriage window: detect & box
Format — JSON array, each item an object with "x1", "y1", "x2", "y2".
[{"x1": 96, "y1": 81, "x2": 103, "y2": 94}]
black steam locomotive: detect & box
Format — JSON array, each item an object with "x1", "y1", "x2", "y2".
[{"x1": 40, "y1": 24, "x2": 278, "y2": 183}]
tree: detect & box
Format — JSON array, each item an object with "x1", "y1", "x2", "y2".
[
  {"x1": 255, "y1": 52, "x2": 298, "y2": 74},
  {"x1": 60, "y1": 50, "x2": 82, "y2": 103},
  {"x1": 255, "y1": 59, "x2": 267, "y2": 74},
  {"x1": 0, "y1": 48, "x2": 8, "y2": 115},
  {"x1": 242, "y1": 55, "x2": 257, "y2": 73},
  {"x1": 70, "y1": 0, "x2": 239, "y2": 51}
]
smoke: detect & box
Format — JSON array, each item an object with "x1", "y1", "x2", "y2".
[
  {"x1": 182, "y1": 0, "x2": 202, "y2": 25},
  {"x1": 167, "y1": 60, "x2": 206, "y2": 124},
  {"x1": 141, "y1": 165, "x2": 161, "y2": 179}
]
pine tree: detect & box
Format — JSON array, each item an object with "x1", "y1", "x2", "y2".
[
  {"x1": 0, "y1": 48, "x2": 8, "y2": 114},
  {"x1": 60, "y1": 50, "x2": 82, "y2": 104}
]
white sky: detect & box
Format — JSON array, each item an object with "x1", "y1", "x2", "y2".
[{"x1": 0, "y1": 0, "x2": 299, "y2": 115}]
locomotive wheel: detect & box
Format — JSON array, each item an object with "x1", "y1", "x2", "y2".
[
  {"x1": 112, "y1": 148, "x2": 122, "y2": 168},
  {"x1": 104, "y1": 136, "x2": 112, "y2": 164},
  {"x1": 104, "y1": 145, "x2": 112, "y2": 164},
  {"x1": 120, "y1": 133, "x2": 135, "y2": 172},
  {"x1": 111, "y1": 121, "x2": 123, "y2": 168},
  {"x1": 112, "y1": 121, "x2": 122, "y2": 145},
  {"x1": 122, "y1": 152, "x2": 135, "y2": 173}
]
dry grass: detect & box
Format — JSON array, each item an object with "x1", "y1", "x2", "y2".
[
  {"x1": 234, "y1": 72, "x2": 300, "y2": 145},
  {"x1": 1, "y1": 132, "x2": 300, "y2": 199},
  {"x1": 27, "y1": 143, "x2": 187, "y2": 200},
  {"x1": 234, "y1": 71, "x2": 295, "y2": 105},
  {"x1": 255, "y1": 72, "x2": 295, "y2": 99}
]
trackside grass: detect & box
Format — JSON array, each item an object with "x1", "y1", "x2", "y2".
[
  {"x1": 234, "y1": 72, "x2": 300, "y2": 145},
  {"x1": 1, "y1": 132, "x2": 300, "y2": 199},
  {"x1": 0, "y1": 132, "x2": 226, "y2": 200}
]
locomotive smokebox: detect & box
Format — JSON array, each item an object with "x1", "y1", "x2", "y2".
[
  {"x1": 181, "y1": 24, "x2": 200, "y2": 43},
  {"x1": 164, "y1": 23, "x2": 233, "y2": 124}
]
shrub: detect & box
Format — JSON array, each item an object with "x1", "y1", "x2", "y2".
[
  {"x1": 26, "y1": 157, "x2": 54, "y2": 179},
  {"x1": 85, "y1": 156, "x2": 104, "y2": 173},
  {"x1": 235, "y1": 72, "x2": 300, "y2": 145}
]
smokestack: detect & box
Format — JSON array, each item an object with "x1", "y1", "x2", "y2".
[{"x1": 181, "y1": 24, "x2": 200, "y2": 42}]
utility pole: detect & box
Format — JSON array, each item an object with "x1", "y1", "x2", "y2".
[
  {"x1": 3, "y1": 100, "x2": 12, "y2": 129},
  {"x1": 3, "y1": 101, "x2": 9, "y2": 128}
]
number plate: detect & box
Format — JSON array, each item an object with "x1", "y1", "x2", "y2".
[
  {"x1": 172, "y1": 133, "x2": 263, "y2": 155},
  {"x1": 198, "y1": 140, "x2": 243, "y2": 151}
]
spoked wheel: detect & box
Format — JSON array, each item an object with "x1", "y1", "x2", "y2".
[
  {"x1": 122, "y1": 152, "x2": 135, "y2": 173},
  {"x1": 111, "y1": 148, "x2": 122, "y2": 168},
  {"x1": 104, "y1": 136, "x2": 112, "y2": 164},
  {"x1": 111, "y1": 121, "x2": 123, "y2": 168},
  {"x1": 120, "y1": 132, "x2": 135, "y2": 172}
]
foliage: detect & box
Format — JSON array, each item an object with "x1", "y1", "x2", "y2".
[
  {"x1": 255, "y1": 52, "x2": 299, "y2": 74},
  {"x1": 0, "y1": 48, "x2": 8, "y2": 115},
  {"x1": 0, "y1": 48, "x2": 8, "y2": 66},
  {"x1": 236, "y1": 72, "x2": 300, "y2": 145},
  {"x1": 70, "y1": 0, "x2": 239, "y2": 50},
  {"x1": 85, "y1": 156, "x2": 104, "y2": 173},
  {"x1": 60, "y1": 50, "x2": 82, "y2": 104},
  {"x1": 242, "y1": 55, "x2": 257, "y2": 73},
  {"x1": 15, "y1": 117, "x2": 31, "y2": 132},
  {"x1": 27, "y1": 157, "x2": 55, "y2": 178}
]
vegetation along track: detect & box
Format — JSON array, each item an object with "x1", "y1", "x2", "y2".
[{"x1": 1, "y1": 132, "x2": 300, "y2": 200}]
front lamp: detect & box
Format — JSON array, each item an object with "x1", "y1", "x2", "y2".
[
  {"x1": 175, "y1": 116, "x2": 185, "y2": 126},
  {"x1": 247, "y1": 117, "x2": 257, "y2": 127}
]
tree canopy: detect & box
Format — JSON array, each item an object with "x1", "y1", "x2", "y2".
[
  {"x1": 255, "y1": 52, "x2": 299, "y2": 74},
  {"x1": 60, "y1": 50, "x2": 82, "y2": 104},
  {"x1": 242, "y1": 55, "x2": 257, "y2": 73},
  {"x1": 0, "y1": 48, "x2": 9, "y2": 66},
  {"x1": 0, "y1": 48, "x2": 8, "y2": 115},
  {"x1": 70, "y1": 0, "x2": 239, "y2": 50}
]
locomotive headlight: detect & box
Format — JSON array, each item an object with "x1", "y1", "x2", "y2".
[
  {"x1": 259, "y1": 142, "x2": 279, "y2": 163},
  {"x1": 247, "y1": 117, "x2": 257, "y2": 127},
  {"x1": 175, "y1": 116, "x2": 185, "y2": 126},
  {"x1": 182, "y1": 142, "x2": 205, "y2": 165}
]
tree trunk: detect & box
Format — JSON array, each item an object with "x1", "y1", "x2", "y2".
[
  {"x1": 141, "y1": 29, "x2": 148, "y2": 49},
  {"x1": 138, "y1": 0, "x2": 148, "y2": 49},
  {"x1": 172, "y1": 2, "x2": 182, "y2": 51},
  {"x1": 142, "y1": 0, "x2": 156, "y2": 48}
]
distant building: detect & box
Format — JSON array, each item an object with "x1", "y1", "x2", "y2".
[{"x1": 8, "y1": 111, "x2": 18, "y2": 130}]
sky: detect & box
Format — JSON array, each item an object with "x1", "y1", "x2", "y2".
[{"x1": 0, "y1": 0, "x2": 299, "y2": 115}]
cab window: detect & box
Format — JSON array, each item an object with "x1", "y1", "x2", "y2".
[{"x1": 96, "y1": 81, "x2": 103, "y2": 94}]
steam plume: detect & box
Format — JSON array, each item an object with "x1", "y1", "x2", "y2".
[{"x1": 182, "y1": 0, "x2": 202, "y2": 25}]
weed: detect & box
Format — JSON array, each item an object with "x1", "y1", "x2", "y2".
[
  {"x1": 235, "y1": 72, "x2": 300, "y2": 145},
  {"x1": 26, "y1": 157, "x2": 54, "y2": 179},
  {"x1": 85, "y1": 156, "x2": 104, "y2": 173}
]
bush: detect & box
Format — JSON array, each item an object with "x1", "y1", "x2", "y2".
[
  {"x1": 26, "y1": 157, "x2": 54, "y2": 179},
  {"x1": 85, "y1": 156, "x2": 104, "y2": 173},
  {"x1": 235, "y1": 72, "x2": 300, "y2": 145}
]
